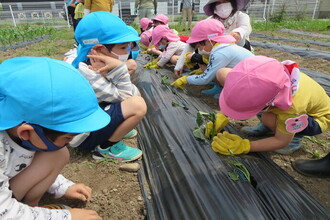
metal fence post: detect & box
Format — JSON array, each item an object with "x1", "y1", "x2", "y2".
[{"x1": 9, "y1": 4, "x2": 17, "y2": 27}]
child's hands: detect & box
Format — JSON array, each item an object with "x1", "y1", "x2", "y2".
[
  {"x1": 70, "y1": 208, "x2": 102, "y2": 220},
  {"x1": 64, "y1": 183, "x2": 92, "y2": 202},
  {"x1": 212, "y1": 131, "x2": 250, "y2": 155},
  {"x1": 87, "y1": 49, "x2": 122, "y2": 74},
  {"x1": 230, "y1": 31, "x2": 241, "y2": 43},
  {"x1": 171, "y1": 75, "x2": 188, "y2": 89}
]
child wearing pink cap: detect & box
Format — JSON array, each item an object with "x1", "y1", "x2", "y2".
[
  {"x1": 144, "y1": 25, "x2": 186, "y2": 69},
  {"x1": 152, "y1": 14, "x2": 169, "y2": 26},
  {"x1": 171, "y1": 19, "x2": 253, "y2": 94},
  {"x1": 174, "y1": 0, "x2": 252, "y2": 77},
  {"x1": 211, "y1": 56, "x2": 330, "y2": 155},
  {"x1": 139, "y1": 17, "x2": 153, "y2": 33}
]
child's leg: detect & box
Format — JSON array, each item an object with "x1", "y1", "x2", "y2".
[
  {"x1": 108, "y1": 96, "x2": 147, "y2": 142},
  {"x1": 170, "y1": 55, "x2": 180, "y2": 65},
  {"x1": 9, "y1": 147, "x2": 70, "y2": 206},
  {"x1": 216, "y1": 68, "x2": 231, "y2": 86}
]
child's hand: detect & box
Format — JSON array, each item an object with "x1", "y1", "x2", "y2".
[
  {"x1": 229, "y1": 31, "x2": 241, "y2": 43},
  {"x1": 70, "y1": 208, "x2": 102, "y2": 220},
  {"x1": 64, "y1": 183, "x2": 92, "y2": 202},
  {"x1": 212, "y1": 131, "x2": 250, "y2": 155},
  {"x1": 87, "y1": 50, "x2": 122, "y2": 74}
]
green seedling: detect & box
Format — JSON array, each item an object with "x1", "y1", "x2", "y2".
[
  {"x1": 161, "y1": 75, "x2": 171, "y2": 90},
  {"x1": 305, "y1": 148, "x2": 322, "y2": 158},
  {"x1": 227, "y1": 150, "x2": 251, "y2": 182},
  {"x1": 193, "y1": 127, "x2": 207, "y2": 142},
  {"x1": 171, "y1": 100, "x2": 188, "y2": 110},
  {"x1": 196, "y1": 111, "x2": 216, "y2": 127},
  {"x1": 303, "y1": 136, "x2": 327, "y2": 146}
]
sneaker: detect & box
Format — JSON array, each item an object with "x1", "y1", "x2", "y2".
[
  {"x1": 201, "y1": 84, "x2": 223, "y2": 95},
  {"x1": 241, "y1": 122, "x2": 271, "y2": 136},
  {"x1": 92, "y1": 141, "x2": 142, "y2": 162},
  {"x1": 123, "y1": 129, "x2": 137, "y2": 139},
  {"x1": 274, "y1": 136, "x2": 302, "y2": 155},
  {"x1": 41, "y1": 204, "x2": 70, "y2": 209}
]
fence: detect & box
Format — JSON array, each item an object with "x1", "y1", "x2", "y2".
[{"x1": 0, "y1": 0, "x2": 321, "y2": 27}]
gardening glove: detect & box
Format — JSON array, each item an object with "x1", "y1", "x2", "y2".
[
  {"x1": 204, "y1": 121, "x2": 214, "y2": 139},
  {"x1": 184, "y1": 52, "x2": 196, "y2": 69},
  {"x1": 140, "y1": 51, "x2": 148, "y2": 54},
  {"x1": 214, "y1": 113, "x2": 229, "y2": 133},
  {"x1": 212, "y1": 131, "x2": 250, "y2": 155},
  {"x1": 148, "y1": 63, "x2": 160, "y2": 69},
  {"x1": 188, "y1": 69, "x2": 203, "y2": 76},
  {"x1": 144, "y1": 59, "x2": 158, "y2": 68},
  {"x1": 171, "y1": 75, "x2": 188, "y2": 89}
]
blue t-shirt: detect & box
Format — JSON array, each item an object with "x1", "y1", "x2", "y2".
[{"x1": 187, "y1": 44, "x2": 254, "y2": 85}]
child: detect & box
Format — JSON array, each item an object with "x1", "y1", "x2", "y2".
[
  {"x1": 72, "y1": 11, "x2": 147, "y2": 161},
  {"x1": 144, "y1": 25, "x2": 186, "y2": 69},
  {"x1": 211, "y1": 56, "x2": 330, "y2": 155},
  {"x1": 126, "y1": 25, "x2": 141, "y2": 74},
  {"x1": 139, "y1": 17, "x2": 153, "y2": 33},
  {"x1": 171, "y1": 19, "x2": 253, "y2": 96},
  {"x1": 174, "y1": 0, "x2": 252, "y2": 77},
  {"x1": 152, "y1": 14, "x2": 169, "y2": 27},
  {"x1": 0, "y1": 57, "x2": 107, "y2": 219}
]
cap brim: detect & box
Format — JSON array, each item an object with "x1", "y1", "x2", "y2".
[
  {"x1": 211, "y1": 35, "x2": 237, "y2": 44},
  {"x1": 219, "y1": 92, "x2": 261, "y2": 120},
  {"x1": 203, "y1": 0, "x2": 219, "y2": 16},
  {"x1": 42, "y1": 106, "x2": 111, "y2": 133}
]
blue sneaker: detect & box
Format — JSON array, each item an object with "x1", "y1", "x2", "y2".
[
  {"x1": 201, "y1": 84, "x2": 223, "y2": 95},
  {"x1": 123, "y1": 129, "x2": 137, "y2": 139},
  {"x1": 241, "y1": 122, "x2": 271, "y2": 136},
  {"x1": 92, "y1": 141, "x2": 142, "y2": 162},
  {"x1": 274, "y1": 136, "x2": 302, "y2": 155}
]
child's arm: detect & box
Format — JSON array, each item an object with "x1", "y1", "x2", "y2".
[
  {"x1": 157, "y1": 42, "x2": 180, "y2": 67},
  {"x1": 80, "y1": 55, "x2": 137, "y2": 103},
  {"x1": 250, "y1": 129, "x2": 294, "y2": 152}
]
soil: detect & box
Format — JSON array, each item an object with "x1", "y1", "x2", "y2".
[{"x1": 1, "y1": 29, "x2": 329, "y2": 219}]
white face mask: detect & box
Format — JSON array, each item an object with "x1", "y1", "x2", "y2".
[
  {"x1": 214, "y1": 2, "x2": 233, "y2": 19},
  {"x1": 159, "y1": 44, "x2": 167, "y2": 50},
  {"x1": 198, "y1": 48, "x2": 211, "y2": 56},
  {"x1": 111, "y1": 51, "x2": 129, "y2": 62}
]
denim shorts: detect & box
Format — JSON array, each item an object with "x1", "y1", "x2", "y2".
[
  {"x1": 296, "y1": 115, "x2": 322, "y2": 137},
  {"x1": 77, "y1": 102, "x2": 125, "y2": 152}
]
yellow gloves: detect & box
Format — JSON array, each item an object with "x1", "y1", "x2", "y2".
[
  {"x1": 184, "y1": 52, "x2": 196, "y2": 69},
  {"x1": 214, "y1": 113, "x2": 229, "y2": 133},
  {"x1": 171, "y1": 75, "x2": 188, "y2": 89},
  {"x1": 144, "y1": 59, "x2": 158, "y2": 68},
  {"x1": 140, "y1": 51, "x2": 148, "y2": 54},
  {"x1": 212, "y1": 131, "x2": 250, "y2": 155},
  {"x1": 204, "y1": 113, "x2": 229, "y2": 139},
  {"x1": 188, "y1": 69, "x2": 203, "y2": 76},
  {"x1": 148, "y1": 63, "x2": 160, "y2": 69}
]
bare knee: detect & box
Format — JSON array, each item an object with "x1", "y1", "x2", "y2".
[{"x1": 121, "y1": 96, "x2": 147, "y2": 118}]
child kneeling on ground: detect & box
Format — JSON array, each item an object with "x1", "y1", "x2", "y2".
[
  {"x1": 0, "y1": 57, "x2": 107, "y2": 219},
  {"x1": 211, "y1": 56, "x2": 330, "y2": 155},
  {"x1": 71, "y1": 11, "x2": 147, "y2": 161},
  {"x1": 144, "y1": 25, "x2": 186, "y2": 69}
]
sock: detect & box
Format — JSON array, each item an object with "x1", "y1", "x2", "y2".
[{"x1": 99, "y1": 141, "x2": 118, "y2": 149}]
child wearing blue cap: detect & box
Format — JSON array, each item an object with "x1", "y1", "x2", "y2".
[
  {"x1": 72, "y1": 11, "x2": 147, "y2": 161},
  {"x1": 0, "y1": 57, "x2": 107, "y2": 219}
]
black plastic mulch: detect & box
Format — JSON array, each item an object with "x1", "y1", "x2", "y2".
[{"x1": 134, "y1": 55, "x2": 330, "y2": 220}]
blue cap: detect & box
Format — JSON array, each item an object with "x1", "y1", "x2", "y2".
[
  {"x1": 0, "y1": 57, "x2": 111, "y2": 132},
  {"x1": 72, "y1": 11, "x2": 141, "y2": 68}
]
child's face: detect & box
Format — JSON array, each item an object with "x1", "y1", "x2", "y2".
[
  {"x1": 105, "y1": 43, "x2": 130, "y2": 58},
  {"x1": 196, "y1": 40, "x2": 213, "y2": 52},
  {"x1": 159, "y1": 37, "x2": 168, "y2": 46},
  {"x1": 153, "y1": 20, "x2": 164, "y2": 27}
]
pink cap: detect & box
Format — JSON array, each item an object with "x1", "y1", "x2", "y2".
[
  {"x1": 140, "y1": 30, "x2": 152, "y2": 46},
  {"x1": 186, "y1": 19, "x2": 236, "y2": 44},
  {"x1": 152, "y1": 14, "x2": 169, "y2": 25},
  {"x1": 219, "y1": 56, "x2": 292, "y2": 120},
  {"x1": 140, "y1": 17, "x2": 152, "y2": 31},
  {"x1": 152, "y1": 25, "x2": 180, "y2": 45},
  {"x1": 203, "y1": 0, "x2": 246, "y2": 16}
]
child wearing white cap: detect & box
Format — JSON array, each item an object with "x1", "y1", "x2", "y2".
[
  {"x1": 0, "y1": 57, "x2": 107, "y2": 219},
  {"x1": 71, "y1": 11, "x2": 147, "y2": 161}
]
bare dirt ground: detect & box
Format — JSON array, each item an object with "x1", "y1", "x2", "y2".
[{"x1": 1, "y1": 29, "x2": 329, "y2": 219}]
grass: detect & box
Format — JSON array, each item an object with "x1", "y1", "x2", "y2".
[{"x1": 252, "y1": 19, "x2": 330, "y2": 32}]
